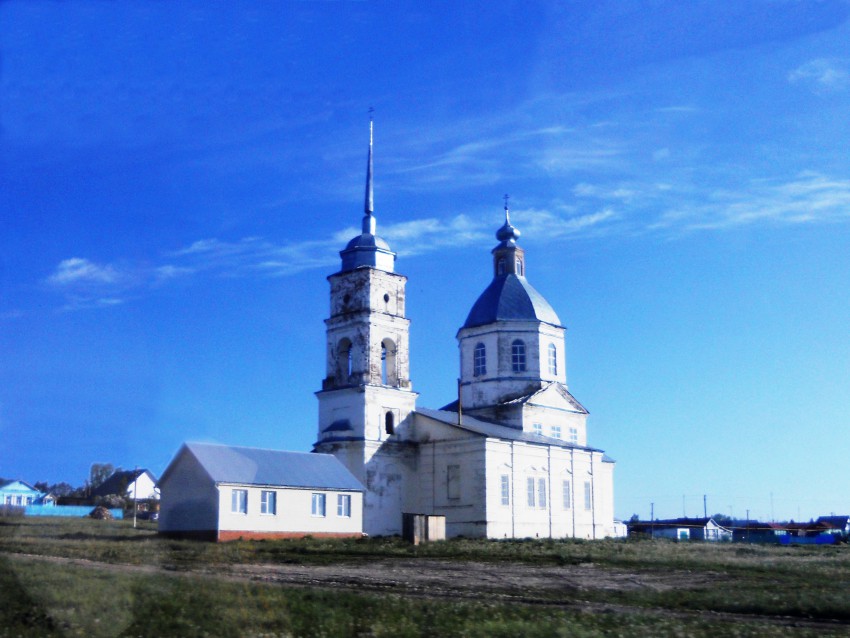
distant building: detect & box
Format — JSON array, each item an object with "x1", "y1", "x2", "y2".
[
  {"x1": 0, "y1": 480, "x2": 50, "y2": 507},
  {"x1": 91, "y1": 469, "x2": 160, "y2": 501},
  {"x1": 158, "y1": 442, "x2": 364, "y2": 541},
  {"x1": 814, "y1": 515, "x2": 850, "y2": 539},
  {"x1": 628, "y1": 517, "x2": 732, "y2": 541}
]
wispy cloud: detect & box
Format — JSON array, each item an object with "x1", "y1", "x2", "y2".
[
  {"x1": 650, "y1": 172, "x2": 850, "y2": 231},
  {"x1": 47, "y1": 258, "x2": 124, "y2": 286},
  {"x1": 788, "y1": 58, "x2": 850, "y2": 92}
]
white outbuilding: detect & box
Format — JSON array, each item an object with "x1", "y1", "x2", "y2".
[{"x1": 158, "y1": 442, "x2": 364, "y2": 541}]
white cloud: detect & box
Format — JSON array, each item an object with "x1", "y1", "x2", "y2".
[
  {"x1": 47, "y1": 258, "x2": 122, "y2": 286},
  {"x1": 652, "y1": 172, "x2": 850, "y2": 231},
  {"x1": 788, "y1": 58, "x2": 850, "y2": 92}
]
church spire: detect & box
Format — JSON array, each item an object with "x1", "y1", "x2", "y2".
[
  {"x1": 339, "y1": 114, "x2": 395, "y2": 273},
  {"x1": 361, "y1": 110, "x2": 376, "y2": 235},
  {"x1": 365, "y1": 110, "x2": 374, "y2": 217}
]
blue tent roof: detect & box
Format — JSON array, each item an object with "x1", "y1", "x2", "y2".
[
  {"x1": 462, "y1": 274, "x2": 562, "y2": 329},
  {"x1": 181, "y1": 442, "x2": 363, "y2": 491}
]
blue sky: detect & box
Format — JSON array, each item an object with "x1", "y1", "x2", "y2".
[{"x1": 2, "y1": 1, "x2": 849, "y2": 522}]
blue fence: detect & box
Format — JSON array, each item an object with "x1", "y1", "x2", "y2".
[
  {"x1": 779, "y1": 534, "x2": 836, "y2": 545},
  {"x1": 24, "y1": 505, "x2": 124, "y2": 519}
]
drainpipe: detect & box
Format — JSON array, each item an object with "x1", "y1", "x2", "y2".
[
  {"x1": 590, "y1": 453, "x2": 596, "y2": 540},
  {"x1": 570, "y1": 448, "x2": 576, "y2": 538},
  {"x1": 547, "y1": 444, "x2": 553, "y2": 538},
  {"x1": 510, "y1": 441, "x2": 516, "y2": 538}
]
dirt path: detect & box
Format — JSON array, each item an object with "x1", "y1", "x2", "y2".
[{"x1": 7, "y1": 552, "x2": 848, "y2": 633}]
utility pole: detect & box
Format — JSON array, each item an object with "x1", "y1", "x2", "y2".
[
  {"x1": 133, "y1": 466, "x2": 138, "y2": 529},
  {"x1": 650, "y1": 502, "x2": 655, "y2": 538},
  {"x1": 703, "y1": 494, "x2": 707, "y2": 518}
]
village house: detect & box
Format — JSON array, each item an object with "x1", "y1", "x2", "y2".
[
  {"x1": 628, "y1": 517, "x2": 732, "y2": 541},
  {"x1": 0, "y1": 480, "x2": 52, "y2": 508},
  {"x1": 91, "y1": 469, "x2": 160, "y2": 502}
]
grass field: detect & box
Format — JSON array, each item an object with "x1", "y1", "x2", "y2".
[{"x1": 2, "y1": 517, "x2": 849, "y2": 637}]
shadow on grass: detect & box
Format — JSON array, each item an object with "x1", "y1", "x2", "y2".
[{"x1": 0, "y1": 556, "x2": 61, "y2": 637}]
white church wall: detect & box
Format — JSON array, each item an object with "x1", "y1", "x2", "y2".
[{"x1": 480, "y1": 440, "x2": 614, "y2": 539}]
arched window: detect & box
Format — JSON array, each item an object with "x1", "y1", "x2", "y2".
[
  {"x1": 381, "y1": 338, "x2": 398, "y2": 386},
  {"x1": 473, "y1": 343, "x2": 486, "y2": 376},
  {"x1": 548, "y1": 343, "x2": 557, "y2": 375},
  {"x1": 497, "y1": 258, "x2": 506, "y2": 275},
  {"x1": 385, "y1": 411, "x2": 395, "y2": 435},
  {"x1": 337, "y1": 338, "x2": 353, "y2": 381},
  {"x1": 515, "y1": 258, "x2": 524, "y2": 276},
  {"x1": 511, "y1": 339, "x2": 526, "y2": 372}
]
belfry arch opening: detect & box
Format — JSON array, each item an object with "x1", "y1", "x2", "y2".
[
  {"x1": 385, "y1": 411, "x2": 395, "y2": 435},
  {"x1": 337, "y1": 338, "x2": 353, "y2": 383},
  {"x1": 380, "y1": 338, "x2": 398, "y2": 386}
]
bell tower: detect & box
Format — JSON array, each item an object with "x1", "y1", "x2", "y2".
[{"x1": 314, "y1": 120, "x2": 417, "y2": 535}]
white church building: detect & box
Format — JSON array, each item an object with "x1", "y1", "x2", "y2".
[
  {"x1": 160, "y1": 125, "x2": 616, "y2": 541},
  {"x1": 312, "y1": 125, "x2": 616, "y2": 539}
]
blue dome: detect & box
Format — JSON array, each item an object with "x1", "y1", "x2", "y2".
[
  {"x1": 462, "y1": 274, "x2": 562, "y2": 329},
  {"x1": 344, "y1": 232, "x2": 391, "y2": 252}
]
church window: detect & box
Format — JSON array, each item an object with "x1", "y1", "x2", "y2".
[
  {"x1": 500, "y1": 475, "x2": 510, "y2": 506},
  {"x1": 261, "y1": 490, "x2": 276, "y2": 515},
  {"x1": 537, "y1": 478, "x2": 547, "y2": 509},
  {"x1": 473, "y1": 343, "x2": 486, "y2": 376},
  {"x1": 385, "y1": 411, "x2": 395, "y2": 435},
  {"x1": 569, "y1": 427, "x2": 578, "y2": 444},
  {"x1": 548, "y1": 343, "x2": 557, "y2": 375},
  {"x1": 497, "y1": 258, "x2": 506, "y2": 275},
  {"x1": 550, "y1": 425, "x2": 561, "y2": 439},
  {"x1": 231, "y1": 489, "x2": 247, "y2": 514},
  {"x1": 337, "y1": 494, "x2": 351, "y2": 517},
  {"x1": 511, "y1": 340, "x2": 526, "y2": 372},
  {"x1": 526, "y1": 477, "x2": 546, "y2": 509},
  {"x1": 562, "y1": 480, "x2": 571, "y2": 509},
  {"x1": 532, "y1": 423, "x2": 543, "y2": 436},
  {"x1": 312, "y1": 493, "x2": 326, "y2": 517},
  {"x1": 515, "y1": 258, "x2": 524, "y2": 276},
  {"x1": 447, "y1": 465, "x2": 460, "y2": 500},
  {"x1": 584, "y1": 482, "x2": 592, "y2": 510}
]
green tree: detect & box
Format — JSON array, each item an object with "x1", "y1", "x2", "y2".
[{"x1": 89, "y1": 463, "x2": 115, "y2": 489}]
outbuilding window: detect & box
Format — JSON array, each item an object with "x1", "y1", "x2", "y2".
[
  {"x1": 231, "y1": 489, "x2": 247, "y2": 514},
  {"x1": 511, "y1": 340, "x2": 526, "y2": 372},
  {"x1": 337, "y1": 494, "x2": 351, "y2": 518},
  {"x1": 261, "y1": 490, "x2": 276, "y2": 515},
  {"x1": 473, "y1": 343, "x2": 486, "y2": 376},
  {"x1": 312, "y1": 493, "x2": 326, "y2": 517}
]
